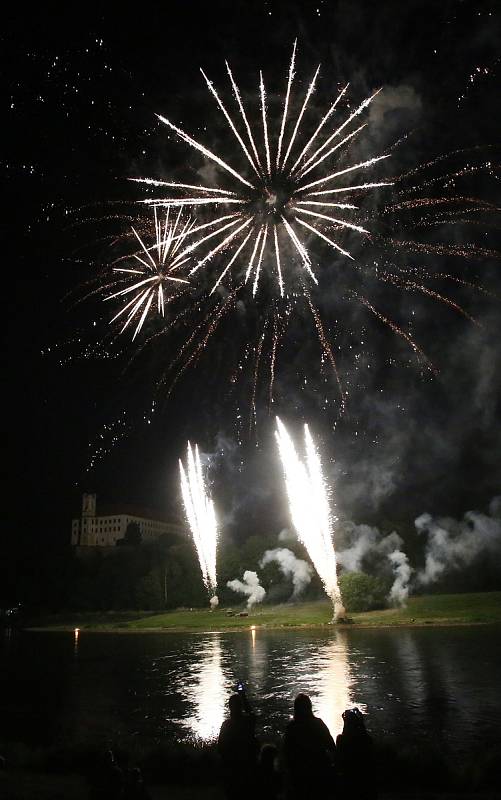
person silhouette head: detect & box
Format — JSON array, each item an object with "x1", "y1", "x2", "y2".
[
  {"x1": 293, "y1": 692, "x2": 314, "y2": 721},
  {"x1": 341, "y1": 707, "x2": 366, "y2": 737},
  {"x1": 259, "y1": 743, "x2": 278, "y2": 770},
  {"x1": 228, "y1": 693, "x2": 244, "y2": 718}
]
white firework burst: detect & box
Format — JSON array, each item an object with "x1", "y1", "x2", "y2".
[
  {"x1": 105, "y1": 207, "x2": 192, "y2": 339},
  {"x1": 132, "y1": 41, "x2": 392, "y2": 297}
]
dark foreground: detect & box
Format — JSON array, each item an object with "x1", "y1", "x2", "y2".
[
  {"x1": 1, "y1": 736, "x2": 500, "y2": 799},
  {"x1": 1, "y1": 771, "x2": 500, "y2": 800}
]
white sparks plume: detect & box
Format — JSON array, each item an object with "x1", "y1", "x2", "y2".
[
  {"x1": 179, "y1": 442, "x2": 219, "y2": 601},
  {"x1": 275, "y1": 418, "x2": 344, "y2": 619}
]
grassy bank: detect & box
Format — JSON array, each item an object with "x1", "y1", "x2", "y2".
[{"x1": 28, "y1": 591, "x2": 501, "y2": 632}]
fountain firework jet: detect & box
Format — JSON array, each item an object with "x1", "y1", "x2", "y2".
[
  {"x1": 179, "y1": 442, "x2": 219, "y2": 606},
  {"x1": 275, "y1": 418, "x2": 345, "y2": 620}
]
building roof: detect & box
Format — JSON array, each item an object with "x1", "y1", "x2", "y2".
[{"x1": 80, "y1": 501, "x2": 184, "y2": 526}]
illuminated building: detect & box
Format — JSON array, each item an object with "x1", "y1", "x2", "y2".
[{"x1": 71, "y1": 493, "x2": 182, "y2": 547}]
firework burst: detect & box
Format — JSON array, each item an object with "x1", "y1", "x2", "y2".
[
  {"x1": 133, "y1": 41, "x2": 391, "y2": 298},
  {"x1": 105, "y1": 207, "x2": 192, "y2": 339},
  {"x1": 80, "y1": 45, "x2": 498, "y2": 443}
]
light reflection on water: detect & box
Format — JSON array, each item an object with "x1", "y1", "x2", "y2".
[
  {"x1": 179, "y1": 636, "x2": 228, "y2": 741},
  {"x1": 1, "y1": 625, "x2": 500, "y2": 755},
  {"x1": 309, "y1": 631, "x2": 366, "y2": 738},
  {"x1": 167, "y1": 628, "x2": 364, "y2": 741}
]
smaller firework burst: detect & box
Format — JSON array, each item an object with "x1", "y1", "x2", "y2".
[
  {"x1": 105, "y1": 207, "x2": 193, "y2": 339},
  {"x1": 179, "y1": 442, "x2": 219, "y2": 605}
]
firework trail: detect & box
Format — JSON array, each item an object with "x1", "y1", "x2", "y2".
[
  {"x1": 105, "y1": 207, "x2": 192, "y2": 338},
  {"x1": 179, "y1": 442, "x2": 219, "y2": 606},
  {"x1": 275, "y1": 417, "x2": 345, "y2": 620},
  {"x1": 133, "y1": 42, "x2": 390, "y2": 298}
]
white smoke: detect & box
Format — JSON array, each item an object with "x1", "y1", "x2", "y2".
[
  {"x1": 415, "y1": 497, "x2": 501, "y2": 585},
  {"x1": 336, "y1": 523, "x2": 381, "y2": 572},
  {"x1": 260, "y1": 548, "x2": 313, "y2": 598},
  {"x1": 337, "y1": 523, "x2": 412, "y2": 606},
  {"x1": 387, "y1": 550, "x2": 412, "y2": 605},
  {"x1": 368, "y1": 85, "x2": 422, "y2": 128},
  {"x1": 278, "y1": 527, "x2": 296, "y2": 543},
  {"x1": 490, "y1": 496, "x2": 501, "y2": 517},
  {"x1": 227, "y1": 570, "x2": 266, "y2": 608},
  {"x1": 209, "y1": 595, "x2": 219, "y2": 610}
]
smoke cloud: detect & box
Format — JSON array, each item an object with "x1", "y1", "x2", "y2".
[
  {"x1": 260, "y1": 548, "x2": 313, "y2": 599},
  {"x1": 415, "y1": 497, "x2": 501, "y2": 585},
  {"x1": 387, "y1": 550, "x2": 412, "y2": 606},
  {"x1": 337, "y1": 523, "x2": 412, "y2": 605},
  {"x1": 278, "y1": 528, "x2": 296, "y2": 543},
  {"x1": 227, "y1": 570, "x2": 266, "y2": 608}
]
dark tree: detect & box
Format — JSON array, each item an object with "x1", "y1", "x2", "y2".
[{"x1": 117, "y1": 522, "x2": 142, "y2": 547}]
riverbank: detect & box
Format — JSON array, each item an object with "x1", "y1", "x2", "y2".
[{"x1": 26, "y1": 591, "x2": 501, "y2": 632}]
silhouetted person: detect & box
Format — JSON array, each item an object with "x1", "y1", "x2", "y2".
[
  {"x1": 257, "y1": 743, "x2": 281, "y2": 800},
  {"x1": 90, "y1": 750, "x2": 124, "y2": 799},
  {"x1": 124, "y1": 767, "x2": 152, "y2": 800},
  {"x1": 283, "y1": 693, "x2": 336, "y2": 799},
  {"x1": 218, "y1": 689, "x2": 258, "y2": 799},
  {"x1": 336, "y1": 708, "x2": 375, "y2": 799}
]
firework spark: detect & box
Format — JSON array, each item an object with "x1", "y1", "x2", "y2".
[
  {"x1": 105, "y1": 207, "x2": 192, "y2": 339},
  {"x1": 275, "y1": 417, "x2": 345, "y2": 620},
  {"x1": 179, "y1": 442, "x2": 219, "y2": 605},
  {"x1": 133, "y1": 43, "x2": 391, "y2": 298}
]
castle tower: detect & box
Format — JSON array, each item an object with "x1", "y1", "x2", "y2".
[{"x1": 82, "y1": 493, "x2": 96, "y2": 517}]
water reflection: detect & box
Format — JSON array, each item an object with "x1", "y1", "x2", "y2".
[
  {"x1": 2, "y1": 627, "x2": 499, "y2": 757},
  {"x1": 73, "y1": 628, "x2": 80, "y2": 656},
  {"x1": 181, "y1": 634, "x2": 229, "y2": 741},
  {"x1": 311, "y1": 631, "x2": 365, "y2": 738},
  {"x1": 3, "y1": 627, "x2": 13, "y2": 651}
]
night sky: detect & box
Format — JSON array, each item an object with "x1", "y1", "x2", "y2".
[{"x1": 5, "y1": 1, "x2": 501, "y2": 554}]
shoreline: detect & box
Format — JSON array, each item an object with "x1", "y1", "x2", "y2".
[
  {"x1": 24, "y1": 619, "x2": 499, "y2": 634},
  {"x1": 19, "y1": 592, "x2": 501, "y2": 635}
]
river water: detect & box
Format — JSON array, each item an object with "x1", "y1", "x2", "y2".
[{"x1": 1, "y1": 626, "x2": 500, "y2": 755}]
